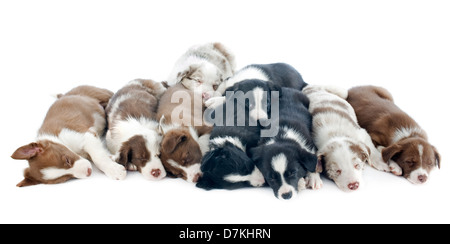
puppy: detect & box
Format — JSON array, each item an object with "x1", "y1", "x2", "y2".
[
  {"x1": 303, "y1": 85, "x2": 388, "y2": 192},
  {"x1": 11, "y1": 86, "x2": 126, "y2": 186},
  {"x1": 105, "y1": 79, "x2": 166, "y2": 180},
  {"x1": 208, "y1": 62, "x2": 307, "y2": 109},
  {"x1": 347, "y1": 85, "x2": 440, "y2": 184},
  {"x1": 156, "y1": 83, "x2": 212, "y2": 183},
  {"x1": 196, "y1": 81, "x2": 267, "y2": 190},
  {"x1": 166, "y1": 42, "x2": 236, "y2": 101},
  {"x1": 250, "y1": 88, "x2": 322, "y2": 200}
]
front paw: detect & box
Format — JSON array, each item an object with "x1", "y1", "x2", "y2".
[
  {"x1": 306, "y1": 172, "x2": 323, "y2": 190},
  {"x1": 389, "y1": 161, "x2": 402, "y2": 176},
  {"x1": 104, "y1": 162, "x2": 127, "y2": 180}
]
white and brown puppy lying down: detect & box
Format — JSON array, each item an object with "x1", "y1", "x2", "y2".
[
  {"x1": 303, "y1": 85, "x2": 390, "y2": 192},
  {"x1": 347, "y1": 86, "x2": 440, "y2": 184},
  {"x1": 166, "y1": 42, "x2": 236, "y2": 102},
  {"x1": 105, "y1": 79, "x2": 166, "y2": 180},
  {"x1": 157, "y1": 83, "x2": 212, "y2": 183},
  {"x1": 11, "y1": 86, "x2": 126, "y2": 186}
]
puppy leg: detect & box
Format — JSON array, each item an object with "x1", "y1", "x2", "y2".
[
  {"x1": 305, "y1": 172, "x2": 323, "y2": 190},
  {"x1": 84, "y1": 133, "x2": 127, "y2": 180}
]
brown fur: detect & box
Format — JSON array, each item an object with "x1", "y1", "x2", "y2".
[{"x1": 347, "y1": 85, "x2": 441, "y2": 180}]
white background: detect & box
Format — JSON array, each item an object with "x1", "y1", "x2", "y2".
[{"x1": 1, "y1": 0, "x2": 449, "y2": 224}]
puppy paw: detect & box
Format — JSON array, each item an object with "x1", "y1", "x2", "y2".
[
  {"x1": 306, "y1": 172, "x2": 323, "y2": 190},
  {"x1": 389, "y1": 161, "x2": 402, "y2": 176},
  {"x1": 103, "y1": 162, "x2": 127, "y2": 180}
]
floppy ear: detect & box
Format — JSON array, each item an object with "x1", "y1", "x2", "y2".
[
  {"x1": 316, "y1": 154, "x2": 324, "y2": 173},
  {"x1": 11, "y1": 143, "x2": 43, "y2": 160},
  {"x1": 162, "y1": 133, "x2": 187, "y2": 154},
  {"x1": 249, "y1": 147, "x2": 262, "y2": 165},
  {"x1": 117, "y1": 143, "x2": 131, "y2": 167},
  {"x1": 381, "y1": 143, "x2": 402, "y2": 163},
  {"x1": 176, "y1": 64, "x2": 200, "y2": 83},
  {"x1": 432, "y1": 146, "x2": 441, "y2": 169}
]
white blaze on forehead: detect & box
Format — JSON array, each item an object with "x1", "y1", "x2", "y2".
[
  {"x1": 418, "y1": 144, "x2": 424, "y2": 159},
  {"x1": 271, "y1": 154, "x2": 297, "y2": 200},
  {"x1": 167, "y1": 159, "x2": 201, "y2": 183},
  {"x1": 41, "y1": 158, "x2": 92, "y2": 180}
]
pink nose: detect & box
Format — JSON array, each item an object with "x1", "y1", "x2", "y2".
[
  {"x1": 151, "y1": 169, "x2": 161, "y2": 178},
  {"x1": 87, "y1": 168, "x2": 92, "y2": 177},
  {"x1": 418, "y1": 175, "x2": 427, "y2": 183},
  {"x1": 348, "y1": 182, "x2": 359, "y2": 190},
  {"x1": 202, "y1": 92, "x2": 211, "y2": 100}
]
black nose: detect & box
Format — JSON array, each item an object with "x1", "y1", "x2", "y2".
[{"x1": 281, "y1": 191, "x2": 293, "y2": 200}]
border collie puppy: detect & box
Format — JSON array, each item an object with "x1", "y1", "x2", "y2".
[
  {"x1": 249, "y1": 88, "x2": 322, "y2": 200},
  {"x1": 156, "y1": 83, "x2": 212, "y2": 183},
  {"x1": 105, "y1": 79, "x2": 166, "y2": 180},
  {"x1": 166, "y1": 42, "x2": 236, "y2": 102},
  {"x1": 347, "y1": 85, "x2": 440, "y2": 184},
  {"x1": 207, "y1": 62, "x2": 307, "y2": 109},
  {"x1": 11, "y1": 86, "x2": 126, "y2": 186},
  {"x1": 303, "y1": 85, "x2": 389, "y2": 192}
]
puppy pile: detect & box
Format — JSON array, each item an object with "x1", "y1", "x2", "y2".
[{"x1": 11, "y1": 42, "x2": 441, "y2": 200}]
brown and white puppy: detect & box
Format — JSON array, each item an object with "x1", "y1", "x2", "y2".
[
  {"x1": 105, "y1": 79, "x2": 167, "y2": 180},
  {"x1": 166, "y1": 42, "x2": 236, "y2": 102},
  {"x1": 11, "y1": 86, "x2": 127, "y2": 187},
  {"x1": 303, "y1": 85, "x2": 389, "y2": 192},
  {"x1": 157, "y1": 83, "x2": 212, "y2": 183},
  {"x1": 347, "y1": 85, "x2": 441, "y2": 184}
]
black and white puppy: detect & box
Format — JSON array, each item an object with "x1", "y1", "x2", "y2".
[{"x1": 249, "y1": 88, "x2": 323, "y2": 200}]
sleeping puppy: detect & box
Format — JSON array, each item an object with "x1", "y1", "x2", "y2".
[
  {"x1": 250, "y1": 88, "x2": 322, "y2": 200},
  {"x1": 166, "y1": 42, "x2": 236, "y2": 102},
  {"x1": 303, "y1": 85, "x2": 389, "y2": 192},
  {"x1": 207, "y1": 63, "x2": 307, "y2": 109},
  {"x1": 105, "y1": 79, "x2": 166, "y2": 180},
  {"x1": 196, "y1": 80, "x2": 270, "y2": 190},
  {"x1": 347, "y1": 85, "x2": 440, "y2": 184},
  {"x1": 157, "y1": 83, "x2": 212, "y2": 183}
]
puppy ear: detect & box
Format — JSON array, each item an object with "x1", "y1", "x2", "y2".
[
  {"x1": 381, "y1": 143, "x2": 402, "y2": 163},
  {"x1": 249, "y1": 147, "x2": 262, "y2": 165},
  {"x1": 162, "y1": 133, "x2": 187, "y2": 154},
  {"x1": 117, "y1": 143, "x2": 131, "y2": 167},
  {"x1": 432, "y1": 146, "x2": 441, "y2": 169},
  {"x1": 176, "y1": 64, "x2": 200, "y2": 83},
  {"x1": 11, "y1": 143, "x2": 43, "y2": 160}
]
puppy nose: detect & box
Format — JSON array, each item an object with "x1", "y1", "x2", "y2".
[
  {"x1": 202, "y1": 92, "x2": 211, "y2": 100},
  {"x1": 151, "y1": 169, "x2": 161, "y2": 178},
  {"x1": 281, "y1": 191, "x2": 293, "y2": 200},
  {"x1": 87, "y1": 168, "x2": 92, "y2": 177},
  {"x1": 348, "y1": 182, "x2": 359, "y2": 190},
  {"x1": 418, "y1": 175, "x2": 427, "y2": 183}
]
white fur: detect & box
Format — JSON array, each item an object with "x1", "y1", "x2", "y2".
[
  {"x1": 281, "y1": 126, "x2": 316, "y2": 155},
  {"x1": 392, "y1": 126, "x2": 423, "y2": 144},
  {"x1": 41, "y1": 158, "x2": 92, "y2": 180},
  {"x1": 223, "y1": 167, "x2": 265, "y2": 187},
  {"x1": 106, "y1": 117, "x2": 165, "y2": 181},
  {"x1": 210, "y1": 136, "x2": 246, "y2": 152},
  {"x1": 408, "y1": 168, "x2": 428, "y2": 184},
  {"x1": 167, "y1": 159, "x2": 201, "y2": 183},
  {"x1": 249, "y1": 87, "x2": 268, "y2": 121}
]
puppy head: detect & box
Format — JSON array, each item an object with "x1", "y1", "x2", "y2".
[
  {"x1": 251, "y1": 145, "x2": 316, "y2": 200},
  {"x1": 197, "y1": 144, "x2": 263, "y2": 190},
  {"x1": 11, "y1": 140, "x2": 92, "y2": 187},
  {"x1": 116, "y1": 135, "x2": 166, "y2": 181},
  {"x1": 178, "y1": 63, "x2": 222, "y2": 100},
  {"x1": 160, "y1": 127, "x2": 202, "y2": 183},
  {"x1": 382, "y1": 138, "x2": 440, "y2": 184},
  {"x1": 318, "y1": 139, "x2": 368, "y2": 192}
]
